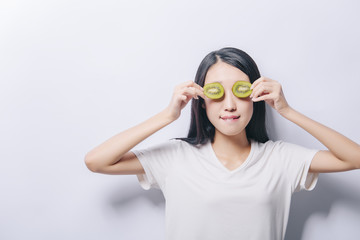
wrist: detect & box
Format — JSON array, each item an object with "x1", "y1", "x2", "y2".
[
  {"x1": 161, "y1": 107, "x2": 178, "y2": 123},
  {"x1": 279, "y1": 105, "x2": 295, "y2": 118}
]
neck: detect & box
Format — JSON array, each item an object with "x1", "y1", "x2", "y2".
[{"x1": 211, "y1": 130, "x2": 250, "y2": 158}]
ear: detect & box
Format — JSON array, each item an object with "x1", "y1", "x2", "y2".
[{"x1": 201, "y1": 103, "x2": 206, "y2": 109}]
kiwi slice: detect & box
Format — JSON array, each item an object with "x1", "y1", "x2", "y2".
[
  {"x1": 203, "y1": 82, "x2": 224, "y2": 99},
  {"x1": 232, "y1": 81, "x2": 252, "y2": 98}
]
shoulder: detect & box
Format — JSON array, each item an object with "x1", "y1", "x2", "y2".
[
  {"x1": 134, "y1": 139, "x2": 205, "y2": 156},
  {"x1": 170, "y1": 139, "x2": 213, "y2": 160},
  {"x1": 171, "y1": 138, "x2": 209, "y2": 152},
  {"x1": 254, "y1": 139, "x2": 318, "y2": 160},
  {"x1": 256, "y1": 139, "x2": 303, "y2": 150},
  {"x1": 150, "y1": 138, "x2": 202, "y2": 153},
  {"x1": 132, "y1": 139, "x2": 182, "y2": 157},
  {"x1": 253, "y1": 140, "x2": 308, "y2": 158},
  {"x1": 254, "y1": 139, "x2": 280, "y2": 152}
]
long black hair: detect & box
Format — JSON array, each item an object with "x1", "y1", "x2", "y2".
[{"x1": 179, "y1": 47, "x2": 269, "y2": 145}]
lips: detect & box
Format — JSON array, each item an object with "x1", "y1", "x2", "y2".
[{"x1": 220, "y1": 115, "x2": 240, "y2": 120}]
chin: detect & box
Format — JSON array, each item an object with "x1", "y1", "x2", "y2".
[{"x1": 215, "y1": 128, "x2": 245, "y2": 137}]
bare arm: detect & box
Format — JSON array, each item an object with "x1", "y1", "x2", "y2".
[
  {"x1": 84, "y1": 80, "x2": 204, "y2": 175},
  {"x1": 84, "y1": 109, "x2": 174, "y2": 174},
  {"x1": 280, "y1": 107, "x2": 360, "y2": 172},
  {"x1": 251, "y1": 77, "x2": 360, "y2": 173}
]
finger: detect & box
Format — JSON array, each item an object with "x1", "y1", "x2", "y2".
[
  {"x1": 252, "y1": 92, "x2": 273, "y2": 102},
  {"x1": 250, "y1": 83, "x2": 273, "y2": 99},
  {"x1": 250, "y1": 76, "x2": 265, "y2": 90},
  {"x1": 180, "y1": 95, "x2": 187, "y2": 101},
  {"x1": 195, "y1": 88, "x2": 206, "y2": 99},
  {"x1": 177, "y1": 80, "x2": 195, "y2": 90},
  {"x1": 186, "y1": 81, "x2": 204, "y2": 91},
  {"x1": 252, "y1": 81, "x2": 275, "y2": 95},
  {"x1": 193, "y1": 82, "x2": 204, "y2": 91},
  {"x1": 183, "y1": 86, "x2": 206, "y2": 99},
  {"x1": 181, "y1": 86, "x2": 196, "y2": 95},
  {"x1": 177, "y1": 81, "x2": 205, "y2": 97},
  {"x1": 181, "y1": 87, "x2": 199, "y2": 99},
  {"x1": 250, "y1": 77, "x2": 275, "y2": 90}
]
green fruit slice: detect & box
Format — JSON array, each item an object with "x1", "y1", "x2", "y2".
[
  {"x1": 232, "y1": 81, "x2": 252, "y2": 98},
  {"x1": 203, "y1": 82, "x2": 224, "y2": 99}
]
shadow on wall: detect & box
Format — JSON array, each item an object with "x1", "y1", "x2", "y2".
[
  {"x1": 108, "y1": 184, "x2": 165, "y2": 212},
  {"x1": 266, "y1": 105, "x2": 360, "y2": 240},
  {"x1": 285, "y1": 176, "x2": 360, "y2": 240}
]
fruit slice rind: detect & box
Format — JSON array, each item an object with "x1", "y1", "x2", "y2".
[
  {"x1": 232, "y1": 81, "x2": 252, "y2": 98},
  {"x1": 203, "y1": 81, "x2": 252, "y2": 99},
  {"x1": 203, "y1": 82, "x2": 224, "y2": 99}
]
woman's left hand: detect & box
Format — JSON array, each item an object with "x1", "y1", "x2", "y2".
[{"x1": 250, "y1": 77, "x2": 290, "y2": 115}]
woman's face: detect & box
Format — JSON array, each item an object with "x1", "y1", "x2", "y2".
[{"x1": 203, "y1": 61, "x2": 253, "y2": 137}]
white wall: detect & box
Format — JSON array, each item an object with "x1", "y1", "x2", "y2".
[{"x1": 1, "y1": 0, "x2": 359, "y2": 239}]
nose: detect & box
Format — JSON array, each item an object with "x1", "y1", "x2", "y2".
[{"x1": 223, "y1": 90, "x2": 237, "y2": 112}]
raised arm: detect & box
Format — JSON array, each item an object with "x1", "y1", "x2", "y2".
[
  {"x1": 251, "y1": 77, "x2": 360, "y2": 173},
  {"x1": 84, "y1": 80, "x2": 204, "y2": 175}
]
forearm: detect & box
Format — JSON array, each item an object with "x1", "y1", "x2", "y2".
[
  {"x1": 281, "y1": 107, "x2": 360, "y2": 167},
  {"x1": 85, "y1": 109, "x2": 175, "y2": 167}
]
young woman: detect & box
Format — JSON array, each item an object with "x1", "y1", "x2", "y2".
[{"x1": 84, "y1": 47, "x2": 360, "y2": 240}]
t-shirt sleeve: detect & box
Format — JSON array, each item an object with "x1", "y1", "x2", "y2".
[
  {"x1": 275, "y1": 141, "x2": 319, "y2": 193},
  {"x1": 131, "y1": 139, "x2": 181, "y2": 191}
]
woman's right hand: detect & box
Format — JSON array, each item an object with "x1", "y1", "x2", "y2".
[
  {"x1": 85, "y1": 81, "x2": 204, "y2": 175},
  {"x1": 165, "y1": 80, "x2": 205, "y2": 121}
]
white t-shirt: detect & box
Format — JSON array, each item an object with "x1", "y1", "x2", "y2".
[{"x1": 132, "y1": 139, "x2": 319, "y2": 240}]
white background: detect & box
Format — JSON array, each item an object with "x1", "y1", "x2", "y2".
[{"x1": 1, "y1": 0, "x2": 360, "y2": 239}]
